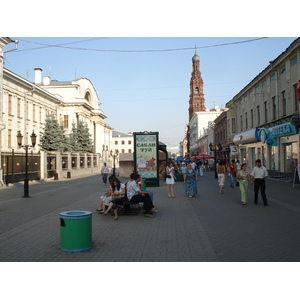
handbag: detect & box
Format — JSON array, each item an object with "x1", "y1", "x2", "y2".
[{"x1": 166, "y1": 174, "x2": 172, "y2": 178}]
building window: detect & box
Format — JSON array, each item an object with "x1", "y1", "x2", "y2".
[
  {"x1": 115, "y1": 141, "x2": 118, "y2": 145},
  {"x1": 290, "y1": 56, "x2": 298, "y2": 67},
  {"x1": 128, "y1": 140, "x2": 132, "y2": 145},
  {"x1": 63, "y1": 115, "x2": 68, "y2": 129},
  {"x1": 250, "y1": 109, "x2": 253, "y2": 128},
  {"x1": 33, "y1": 104, "x2": 36, "y2": 122},
  {"x1": 39, "y1": 107, "x2": 42, "y2": 123},
  {"x1": 270, "y1": 73, "x2": 276, "y2": 81},
  {"x1": 240, "y1": 115, "x2": 243, "y2": 132},
  {"x1": 8, "y1": 95, "x2": 13, "y2": 115},
  {"x1": 194, "y1": 87, "x2": 199, "y2": 94},
  {"x1": 257, "y1": 105, "x2": 260, "y2": 125},
  {"x1": 121, "y1": 141, "x2": 125, "y2": 145},
  {"x1": 262, "y1": 80, "x2": 268, "y2": 88},
  {"x1": 282, "y1": 90, "x2": 286, "y2": 116},
  {"x1": 293, "y1": 84, "x2": 299, "y2": 111},
  {"x1": 122, "y1": 149, "x2": 125, "y2": 153},
  {"x1": 279, "y1": 65, "x2": 286, "y2": 75},
  {"x1": 231, "y1": 118, "x2": 236, "y2": 133},
  {"x1": 17, "y1": 98, "x2": 21, "y2": 117},
  {"x1": 255, "y1": 86, "x2": 260, "y2": 93},
  {"x1": 264, "y1": 101, "x2": 267, "y2": 123},
  {"x1": 250, "y1": 90, "x2": 254, "y2": 97},
  {"x1": 272, "y1": 96, "x2": 276, "y2": 119},
  {"x1": 128, "y1": 149, "x2": 132, "y2": 153},
  {"x1": 245, "y1": 112, "x2": 248, "y2": 129},
  {"x1": 8, "y1": 129, "x2": 12, "y2": 148}
]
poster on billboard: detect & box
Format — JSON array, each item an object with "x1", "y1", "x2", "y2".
[{"x1": 134, "y1": 132, "x2": 159, "y2": 186}]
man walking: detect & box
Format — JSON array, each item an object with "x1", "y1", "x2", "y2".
[
  {"x1": 101, "y1": 162, "x2": 109, "y2": 184},
  {"x1": 250, "y1": 159, "x2": 268, "y2": 206}
]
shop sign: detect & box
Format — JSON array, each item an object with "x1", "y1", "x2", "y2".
[
  {"x1": 233, "y1": 128, "x2": 260, "y2": 145},
  {"x1": 258, "y1": 122, "x2": 296, "y2": 146},
  {"x1": 230, "y1": 145, "x2": 238, "y2": 155},
  {"x1": 268, "y1": 122, "x2": 297, "y2": 138}
]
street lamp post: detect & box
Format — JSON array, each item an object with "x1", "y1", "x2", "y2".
[
  {"x1": 17, "y1": 130, "x2": 37, "y2": 198},
  {"x1": 110, "y1": 149, "x2": 119, "y2": 176},
  {"x1": 209, "y1": 142, "x2": 222, "y2": 179}
]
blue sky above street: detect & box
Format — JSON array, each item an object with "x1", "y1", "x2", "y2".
[{"x1": 4, "y1": 37, "x2": 297, "y2": 149}]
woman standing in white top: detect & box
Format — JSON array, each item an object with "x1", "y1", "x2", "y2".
[{"x1": 166, "y1": 161, "x2": 176, "y2": 198}]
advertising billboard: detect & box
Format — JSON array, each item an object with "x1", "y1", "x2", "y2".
[{"x1": 134, "y1": 132, "x2": 159, "y2": 186}]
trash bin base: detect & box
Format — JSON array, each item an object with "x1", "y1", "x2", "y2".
[{"x1": 61, "y1": 245, "x2": 92, "y2": 252}]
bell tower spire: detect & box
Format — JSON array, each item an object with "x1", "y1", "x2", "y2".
[{"x1": 188, "y1": 52, "x2": 206, "y2": 121}]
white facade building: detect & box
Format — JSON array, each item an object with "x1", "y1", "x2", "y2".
[
  {"x1": 0, "y1": 66, "x2": 113, "y2": 183},
  {"x1": 189, "y1": 106, "x2": 224, "y2": 154}
]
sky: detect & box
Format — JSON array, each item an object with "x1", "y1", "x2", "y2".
[
  {"x1": 2, "y1": 2, "x2": 298, "y2": 294},
  {"x1": 3, "y1": 36, "x2": 298, "y2": 151}
]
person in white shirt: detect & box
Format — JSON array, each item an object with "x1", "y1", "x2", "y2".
[
  {"x1": 127, "y1": 172, "x2": 159, "y2": 218},
  {"x1": 250, "y1": 159, "x2": 268, "y2": 206},
  {"x1": 101, "y1": 162, "x2": 109, "y2": 184}
]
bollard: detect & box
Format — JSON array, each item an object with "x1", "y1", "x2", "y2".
[{"x1": 60, "y1": 211, "x2": 92, "y2": 252}]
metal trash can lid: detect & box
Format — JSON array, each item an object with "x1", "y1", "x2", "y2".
[{"x1": 60, "y1": 210, "x2": 92, "y2": 219}]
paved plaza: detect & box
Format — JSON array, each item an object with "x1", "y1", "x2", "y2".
[{"x1": 0, "y1": 171, "x2": 300, "y2": 262}]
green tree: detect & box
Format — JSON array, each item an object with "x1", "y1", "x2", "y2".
[
  {"x1": 39, "y1": 114, "x2": 66, "y2": 151},
  {"x1": 69, "y1": 121, "x2": 94, "y2": 153},
  {"x1": 68, "y1": 122, "x2": 82, "y2": 153},
  {"x1": 77, "y1": 121, "x2": 94, "y2": 153}
]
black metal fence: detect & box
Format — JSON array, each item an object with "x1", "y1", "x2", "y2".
[
  {"x1": 267, "y1": 170, "x2": 294, "y2": 182},
  {"x1": 1, "y1": 151, "x2": 40, "y2": 184}
]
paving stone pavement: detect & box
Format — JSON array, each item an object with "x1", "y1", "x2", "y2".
[{"x1": 0, "y1": 171, "x2": 300, "y2": 262}]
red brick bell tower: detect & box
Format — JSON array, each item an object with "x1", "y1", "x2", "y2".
[{"x1": 188, "y1": 52, "x2": 206, "y2": 121}]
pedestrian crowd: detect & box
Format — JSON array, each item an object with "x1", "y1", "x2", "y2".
[
  {"x1": 216, "y1": 158, "x2": 268, "y2": 207},
  {"x1": 97, "y1": 157, "x2": 269, "y2": 220}
]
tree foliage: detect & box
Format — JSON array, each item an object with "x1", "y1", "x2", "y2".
[
  {"x1": 39, "y1": 115, "x2": 94, "y2": 153},
  {"x1": 39, "y1": 114, "x2": 65, "y2": 152}
]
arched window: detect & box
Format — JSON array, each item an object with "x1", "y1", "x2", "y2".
[
  {"x1": 84, "y1": 91, "x2": 91, "y2": 104},
  {"x1": 195, "y1": 87, "x2": 199, "y2": 94}
]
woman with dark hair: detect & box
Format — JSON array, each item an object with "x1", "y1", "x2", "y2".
[
  {"x1": 236, "y1": 163, "x2": 251, "y2": 206},
  {"x1": 103, "y1": 177, "x2": 126, "y2": 220}
]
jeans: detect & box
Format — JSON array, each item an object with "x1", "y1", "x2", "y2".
[
  {"x1": 102, "y1": 173, "x2": 108, "y2": 184},
  {"x1": 229, "y1": 173, "x2": 235, "y2": 187},
  {"x1": 111, "y1": 196, "x2": 127, "y2": 210}
]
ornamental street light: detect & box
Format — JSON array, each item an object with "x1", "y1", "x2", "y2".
[
  {"x1": 110, "y1": 149, "x2": 119, "y2": 176},
  {"x1": 17, "y1": 130, "x2": 37, "y2": 198},
  {"x1": 209, "y1": 142, "x2": 222, "y2": 179}
]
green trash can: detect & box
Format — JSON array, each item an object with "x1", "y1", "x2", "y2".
[
  {"x1": 60, "y1": 210, "x2": 92, "y2": 252},
  {"x1": 141, "y1": 178, "x2": 147, "y2": 190}
]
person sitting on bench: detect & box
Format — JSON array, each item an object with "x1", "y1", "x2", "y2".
[{"x1": 127, "y1": 172, "x2": 159, "y2": 218}]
